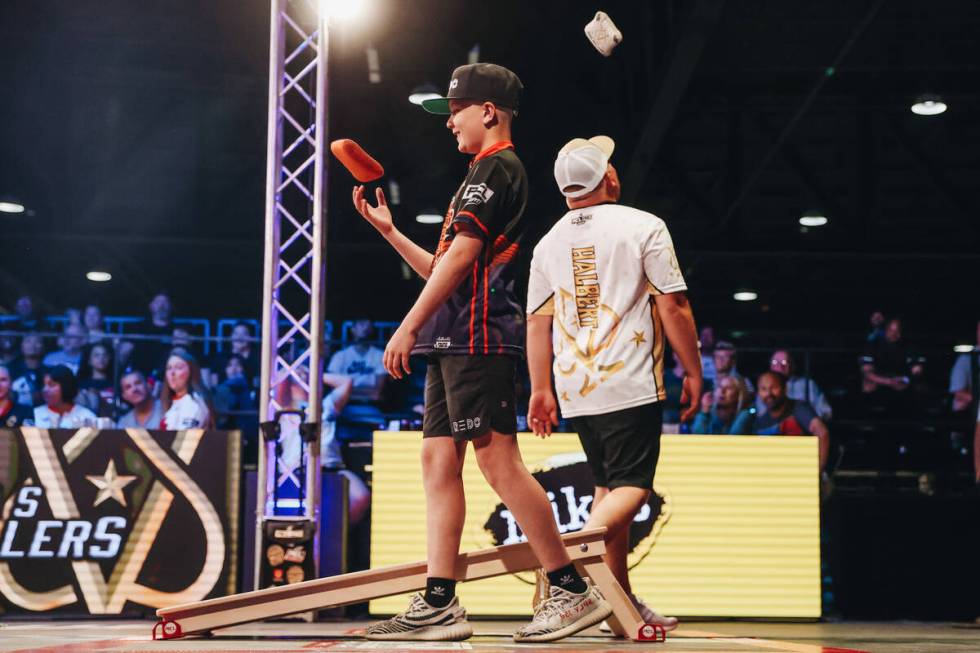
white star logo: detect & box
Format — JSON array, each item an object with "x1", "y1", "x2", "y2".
[{"x1": 86, "y1": 459, "x2": 138, "y2": 508}]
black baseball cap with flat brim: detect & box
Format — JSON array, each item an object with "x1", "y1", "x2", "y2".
[{"x1": 421, "y1": 63, "x2": 523, "y2": 116}]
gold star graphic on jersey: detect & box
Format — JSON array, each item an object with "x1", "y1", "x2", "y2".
[
  {"x1": 560, "y1": 391, "x2": 570, "y2": 402},
  {"x1": 631, "y1": 330, "x2": 647, "y2": 347}
]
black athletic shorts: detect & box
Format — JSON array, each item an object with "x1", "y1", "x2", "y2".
[
  {"x1": 422, "y1": 355, "x2": 518, "y2": 440},
  {"x1": 569, "y1": 401, "x2": 663, "y2": 490}
]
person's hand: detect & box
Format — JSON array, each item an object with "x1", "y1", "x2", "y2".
[
  {"x1": 528, "y1": 390, "x2": 559, "y2": 437},
  {"x1": 353, "y1": 185, "x2": 394, "y2": 236},
  {"x1": 382, "y1": 324, "x2": 416, "y2": 379},
  {"x1": 700, "y1": 390, "x2": 713, "y2": 413},
  {"x1": 889, "y1": 377, "x2": 909, "y2": 391},
  {"x1": 680, "y1": 374, "x2": 703, "y2": 423}
]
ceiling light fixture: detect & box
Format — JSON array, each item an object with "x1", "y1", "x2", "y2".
[
  {"x1": 953, "y1": 344, "x2": 975, "y2": 353},
  {"x1": 799, "y1": 210, "x2": 828, "y2": 227},
  {"x1": 86, "y1": 271, "x2": 112, "y2": 282},
  {"x1": 0, "y1": 201, "x2": 26, "y2": 214},
  {"x1": 409, "y1": 84, "x2": 441, "y2": 106},
  {"x1": 415, "y1": 212, "x2": 442, "y2": 224},
  {"x1": 910, "y1": 94, "x2": 947, "y2": 116},
  {"x1": 733, "y1": 291, "x2": 758, "y2": 302}
]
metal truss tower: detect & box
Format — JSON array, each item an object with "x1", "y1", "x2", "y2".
[{"x1": 256, "y1": 0, "x2": 329, "y2": 588}]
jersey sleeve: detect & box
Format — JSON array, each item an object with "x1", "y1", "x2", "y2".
[
  {"x1": 526, "y1": 244, "x2": 555, "y2": 316},
  {"x1": 642, "y1": 219, "x2": 687, "y2": 295},
  {"x1": 451, "y1": 158, "x2": 511, "y2": 241}
]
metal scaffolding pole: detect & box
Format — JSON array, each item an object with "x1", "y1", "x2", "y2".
[{"x1": 257, "y1": 0, "x2": 328, "y2": 590}]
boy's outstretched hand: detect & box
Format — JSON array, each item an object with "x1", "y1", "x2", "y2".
[{"x1": 353, "y1": 185, "x2": 393, "y2": 236}]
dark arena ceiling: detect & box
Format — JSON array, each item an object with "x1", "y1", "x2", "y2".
[{"x1": 1, "y1": 0, "x2": 978, "y2": 341}]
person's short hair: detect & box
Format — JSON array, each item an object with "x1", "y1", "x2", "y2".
[
  {"x1": 45, "y1": 364, "x2": 78, "y2": 401},
  {"x1": 121, "y1": 368, "x2": 146, "y2": 383},
  {"x1": 233, "y1": 321, "x2": 253, "y2": 333},
  {"x1": 758, "y1": 370, "x2": 787, "y2": 389},
  {"x1": 715, "y1": 340, "x2": 736, "y2": 352}
]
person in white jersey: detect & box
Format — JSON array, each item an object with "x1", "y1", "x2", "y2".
[{"x1": 526, "y1": 135, "x2": 703, "y2": 634}]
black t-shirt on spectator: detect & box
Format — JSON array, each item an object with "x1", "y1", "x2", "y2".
[{"x1": 864, "y1": 340, "x2": 913, "y2": 378}]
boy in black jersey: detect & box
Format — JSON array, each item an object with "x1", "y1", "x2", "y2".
[{"x1": 353, "y1": 63, "x2": 610, "y2": 642}]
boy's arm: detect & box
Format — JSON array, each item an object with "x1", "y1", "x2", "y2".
[
  {"x1": 353, "y1": 185, "x2": 435, "y2": 278},
  {"x1": 527, "y1": 314, "x2": 558, "y2": 436},
  {"x1": 383, "y1": 232, "x2": 484, "y2": 378}
]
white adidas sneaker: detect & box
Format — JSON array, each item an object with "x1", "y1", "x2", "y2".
[
  {"x1": 513, "y1": 579, "x2": 612, "y2": 642},
  {"x1": 364, "y1": 593, "x2": 473, "y2": 641}
]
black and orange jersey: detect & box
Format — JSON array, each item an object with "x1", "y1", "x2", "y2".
[{"x1": 413, "y1": 141, "x2": 528, "y2": 357}]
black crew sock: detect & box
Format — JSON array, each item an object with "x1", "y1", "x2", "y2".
[
  {"x1": 547, "y1": 563, "x2": 588, "y2": 595},
  {"x1": 424, "y1": 577, "x2": 456, "y2": 608}
]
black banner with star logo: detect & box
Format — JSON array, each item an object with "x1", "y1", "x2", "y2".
[{"x1": 0, "y1": 427, "x2": 240, "y2": 616}]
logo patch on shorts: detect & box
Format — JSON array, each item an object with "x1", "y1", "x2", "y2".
[
  {"x1": 451, "y1": 417, "x2": 482, "y2": 433},
  {"x1": 434, "y1": 337, "x2": 451, "y2": 349}
]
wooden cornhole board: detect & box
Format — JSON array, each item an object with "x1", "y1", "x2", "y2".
[{"x1": 154, "y1": 527, "x2": 665, "y2": 642}]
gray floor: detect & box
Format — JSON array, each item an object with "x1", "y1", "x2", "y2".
[{"x1": 0, "y1": 619, "x2": 978, "y2": 653}]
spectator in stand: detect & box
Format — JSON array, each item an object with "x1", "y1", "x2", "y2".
[
  {"x1": 33, "y1": 365, "x2": 98, "y2": 428},
  {"x1": 661, "y1": 351, "x2": 687, "y2": 430},
  {"x1": 213, "y1": 354, "x2": 258, "y2": 432},
  {"x1": 132, "y1": 292, "x2": 175, "y2": 378},
  {"x1": 83, "y1": 304, "x2": 108, "y2": 344},
  {"x1": 0, "y1": 334, "x2": 13, "y2": 366},
  {"x1": 76, "y1": 342, "x2": 116, "y2": 417},
  {"x1": 757, "y1": 349, "x2": 833, "y2": 420},
  {"x1": 13, "y1": 295, "x2": 41, "y2": 331},
  {"x1": 9, "y1": 332, "x2": 44, "y2": 406},
  {"x1": 867, "y1": 310, "x2": 886, "y2": 343},
  {"x1": 214, "y1": 322, "x2": 260, "y2": 388},
  {"x1": 713, "y1": 340, "x2": 755, "y2": 394},
  {"x1": 755, "y1": 371, "x2": 829, "y2": 470},
  {"x1": 974, "y1": 403, "x2": 979, "y2": 484},
  {"x1": 273, "y1": 368, "x2": 369, "y2": 525},
  {"x1": 0, "y1": 364, "x2": 33, "y2": 427},
  {"x1": 699, "y1": 326, "x2": 717, "y2": 383},
  {"x1": 860, "y1": 318, "x2": 923, "y2": 405},
  {"x1": 161, "y1": 350, "x2": 212, "y2": 429},
  {"x1": 170, "y1": 326, "x2": 198, "y2": 357},
  {"x1": 42, "y1": 323, "x2": 87, "y2": 373},
  {"x1": 949, "y1": 319, "x2": 980, "y2": 414},
  {"x1": 117, "y1": 369, "x2": 164, "y2": 429},
  {"x1": 328, "y1": 319, "x2": 387, "y2": 434},
  {"x1": 692, "y1": 375, "x2": 755, "y2": 435}
]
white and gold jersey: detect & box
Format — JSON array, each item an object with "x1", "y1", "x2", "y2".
[{"x1": 527, "y1": 203, "x2": 686, "y2": 418}]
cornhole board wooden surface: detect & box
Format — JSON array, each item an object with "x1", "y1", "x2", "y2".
[{"x1": 154, "y1": 527, "x2": 665, "y2": 642}]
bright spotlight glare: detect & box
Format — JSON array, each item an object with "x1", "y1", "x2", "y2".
[
  {"x1": 799, "y1": 214, "x2": 828, "y2": 227},
  {"x1": 409, "y1": 92, "x2": 441, "y2": 106},
  {"x1": 953, "y1": 344, "x2": 975, "y2": 353},
  {"x1": 733, "y1": 291, "x2": 758, "y2": 302},
  {"x1": 320, "y1": 0, "x2": 368, "y2": 22},
  {"x1": 0, "y1": 201, "x2": 25, "y2": 214},
  {"x1": 911, "y1": 95, "x2": 947, "y2": 116},
  {"x1": 416, "y1": 213, "x2": 442, "y2": 224},
  {"x1": 86, "y1": 271, "x2": 112, "y2": 282}
]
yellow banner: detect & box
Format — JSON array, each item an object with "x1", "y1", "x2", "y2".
[{"x1": 370, "y1": 433, "x2": 820, "y2": 618}]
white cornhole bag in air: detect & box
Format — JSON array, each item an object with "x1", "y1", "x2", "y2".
[{"x1": 585, "y1": 11, "x2": 623, "y2": 57}]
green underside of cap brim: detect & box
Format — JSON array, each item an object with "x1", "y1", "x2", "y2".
[{"x1": 421, "y1": 97, "x2": 451, "y2": 115}]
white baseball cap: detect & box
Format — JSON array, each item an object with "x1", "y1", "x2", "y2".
[{"x1": 553, "y1": 135, "x2": 615, "y2": 198}]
